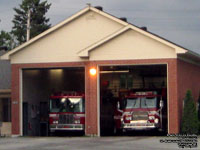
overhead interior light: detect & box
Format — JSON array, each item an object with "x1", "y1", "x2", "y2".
[
  {"x1": 100, "y1": 70, "x2": 129, "y2": 74},
  {"x1": 49, "y1": 69, "x2": 63, "y2": 76}
]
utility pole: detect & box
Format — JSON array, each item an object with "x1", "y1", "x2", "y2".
[{"x1": 26, "y1": 9, "x2": 31, "y2": 41}]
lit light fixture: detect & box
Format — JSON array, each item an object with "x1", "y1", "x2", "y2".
[
  {"x1": 61, "y1": 98, "x2": 66, "y2": 103},
  {"x1": 90, "y1": 68, "x2": 97, "y2": 76},
  {"x1": 100, "y1": 70, "x2": 129, "y2": 74}
]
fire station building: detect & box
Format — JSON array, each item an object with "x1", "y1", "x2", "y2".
[{"x1": 1, "y1": 6, "x2": 200, "y2": 137}]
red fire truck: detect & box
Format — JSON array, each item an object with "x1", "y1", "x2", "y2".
[
  {"x1": 48, "y1": 92, "x2": 85, "y2": 134},
  {"x1": 114, "y1": 91, "x2": 165, "y2": 134}
]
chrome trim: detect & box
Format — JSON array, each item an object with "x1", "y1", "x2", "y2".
[
  {"x1": 50, "y1": 124, "x2": 84, "y2": 131},
  {"x1": 50, "y1": 128, "x2": 84, "y2": 131},
  {"x1": 122, "y1": 122, "x2": 158, "y2": 130}
]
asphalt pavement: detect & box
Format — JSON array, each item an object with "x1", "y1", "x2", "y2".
[{"x1": 0, "y1": 136, "x2": 199, "y2": 150}]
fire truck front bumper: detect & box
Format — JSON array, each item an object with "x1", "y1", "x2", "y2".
[
  {"x1": 50, "y1": 124, "x2": 84, "y2": 132},
  {"x1": 122, "y1": 120, "x2": 159, "y2": 131}
]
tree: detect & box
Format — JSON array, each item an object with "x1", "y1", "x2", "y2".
[
  {"x1": 12, "y1": 0, "x2": 51, "y2": 45},
  {"x1": 0, "y1": 30, "x2": 16, "y2": 50},
  {"x1": 181, "y1": 90, "x2": 199, "y2": 134}
]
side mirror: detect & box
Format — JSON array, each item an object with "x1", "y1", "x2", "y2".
[
  {"x1": 160, "y1": 99, "x2": 164, "y2": 108},
  {"x1": 117, "y1": 101, "x2": 120, "y2": 110}
]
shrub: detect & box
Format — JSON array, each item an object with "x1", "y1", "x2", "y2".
[{"x1": 181, "y1": 90, "x2": 199, "y2": 134}]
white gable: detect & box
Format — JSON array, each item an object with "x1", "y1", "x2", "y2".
[
  {"x1": 2, "y1": 6, "x2": 199, "y2": 64},
  {"x1": 10, "y1": 10, "x2": 124, "y2": 64},
  {"x1": 89, "y1": 29, "x2": 177, "y2": 61}
]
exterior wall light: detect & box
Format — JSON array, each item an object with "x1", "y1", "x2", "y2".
[{"x1": 90, "y1": 68, "x2": 97, "y2": 76}]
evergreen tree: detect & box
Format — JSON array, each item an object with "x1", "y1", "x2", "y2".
[
  {"x1": 12, "y1": 0, "x2": 51, "y2": 45},
  {"x1": 181, "y1": 90, "x2": 199, "y2": 134},
  {"x1": 0, "y1": 30, "x2": 16, "y2": 50}
]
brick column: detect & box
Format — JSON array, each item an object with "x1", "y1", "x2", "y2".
[
  {"x1": 168, "y1": 59, "x2": 179, "y2": 134},
  {"x1": 11, "y1": 65, "x2": 21, "y2": 135},
  {"x1": 85, "y1": 62, "x2": 98, "y2": 136}
]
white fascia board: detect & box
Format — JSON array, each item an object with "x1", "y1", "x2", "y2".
[
  {"x1": 0, "y1": 54, "x2": 8, "y2": 60},
  {"x1": 127, "y1": 25, "x2": 188, "y2": 54},
  {"x1": 1, "y1": 6, "x2": 128, "y2": 61},
  {"x1": 91, "y1": 6, "x2": 188, "y2": 54},
  {"x1": 78, "y1": 24, "x2": 188, "y2": 58},
  {"x1": 90, "y1": 7, "x2": 128, "y2": 26},
  {"x1": 0, "y1": 7, "x2": 90, "y2": 60},
  {"x1": 78, "y1": 25, "x2": 130, "y2": 57}
]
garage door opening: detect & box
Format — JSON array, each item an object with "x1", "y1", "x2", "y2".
[
  {"x1": 22, "y1": 67, "x2": 85, "y2": 136},
  {"x1": 99, "y1": 64, "x2": 168, "y2": 136}
]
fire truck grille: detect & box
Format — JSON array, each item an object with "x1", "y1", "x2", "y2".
[
  {"x1": 59, "y1": 114, "x2": 74, "y2": 124},
  {"x1": 132, "y1": 111, "x2": 148, "y2": 120}
]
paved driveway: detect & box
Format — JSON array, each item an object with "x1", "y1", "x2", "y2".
[{"x1": 0, "y1": 136, "x2": 199, "y2": 150}]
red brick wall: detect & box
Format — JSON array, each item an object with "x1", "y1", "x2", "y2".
[
  {"x1": 11, "y1": 65, "x2": 20, "y2": 135},
  {"x1": 11, "y1": 59, "x2": 181, "y2": 135},
  {"x1": 177, "y1": 59, "x2": 200, "y2": 129},
  {"x1": 85, "y1": 62, "x2": 98, "y2": 135},
  {"x1": 167, "y1": 59, "x2": 179, "y2": 133}
]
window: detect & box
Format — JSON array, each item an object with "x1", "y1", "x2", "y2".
[{"x1": 0, "y1": 98, "x2": 11, "y2": 122}]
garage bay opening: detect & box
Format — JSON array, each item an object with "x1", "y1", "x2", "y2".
[
  {"x1": 99, "y1": 64, "x2": 168, "y2": 136},
  {"x1": 22, "y1": 67, "x2": 85, "y2": 136}
]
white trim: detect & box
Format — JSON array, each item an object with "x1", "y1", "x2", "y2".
[
  {"x1": 19, "y1": 69, "x2": 23, "y2": 136},
  {"x1": 0, "y1": 6, "x2": 127, "y2": 61},
  {"x1": 0, "y1": 7, "x2": 90, "y2": 60},
  {"x1": 98, "y1": 62, "x2": 169, "y2": 134},
  {"x1": 11, "y1": 134, "x2": 21, "y2": 137},
  {"x1": 78, "y1": 25, "x2": 188, "y2": 58},
  {"x1": 97, "y1": 65, "x2": 100, "y2": 137},
  {"x1": 84, "y1": 67, "x2": 87, "y2": 135},
  {"x1": 90, "y1": 7, "x2": 128, "y2": 26},
  {"x1": 78, "y1": 26, "x2": 130, "y2": 57},
  {"x1": 19, "y1": 66, "x2": 86, "y2": 136},
  {"x1": 166, "y1": 63, "x2": 169, "y2": 134},
  {"x1": 128, "y1": 26, "x2": 187, "y2": 54},
  {"x1": 1, "y1": 6, "x2": 198, "y2": 62}
]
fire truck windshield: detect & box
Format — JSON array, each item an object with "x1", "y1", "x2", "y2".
[
  {"x1": 50, "y1": 98, "x2": 85, "y2": 113},
  {"x1": 141, "y1": 97, "x2": 157, "y2": 108},
  {"x1": 126, "y1": 98, "x2": 140, "y2": 108},
  {"x1": 125, "y1": 97, "x2": 157, "y2": 109}
]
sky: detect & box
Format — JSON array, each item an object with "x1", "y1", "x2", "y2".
[{"x1": 0, "y1": 0, "x2": 200, "y2": 54}]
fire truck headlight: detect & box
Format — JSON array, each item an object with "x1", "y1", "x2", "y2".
[
  {"x1": 154, "y1": 118, "x2": 159, "y2": 124},
  {"x1": 126, "y1": 116, "x2": 132, "y2": 120},
  {"x1": 148, "y1": 116, "x2": 155, "y2": 120},
  {"x1": 121, "y1": 117, "x2": 124, "y2": 122},
  {"x1": 75, "y1": 120, "x2": 80, "y2": 124},
  {"x1": 53, "y1": 121, "x2": 58, "y2": 124}
]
